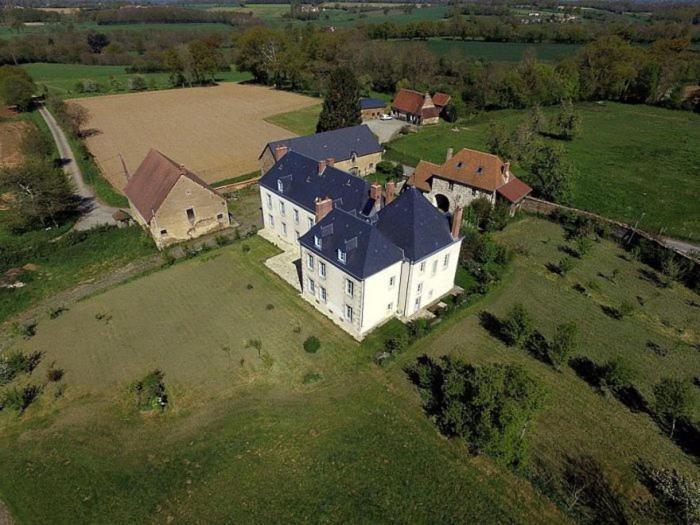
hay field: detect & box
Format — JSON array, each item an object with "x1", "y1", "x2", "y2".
[{"x1": 71, "y1": 84, "x2": 319, "y2": 189}]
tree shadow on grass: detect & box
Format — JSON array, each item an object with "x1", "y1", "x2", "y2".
[
  {"x1": 478, "y1": 311, "x2": 507, "y2": 345},
  {"x1": 569, "y1": 356, "x2": 602, "y2": 389},
  {"x1": 524, "y1": 330, "x2": 552, "y2": 365},
  {"x1": 638, "y1": 268, "x2": 665, "y2": 288}
]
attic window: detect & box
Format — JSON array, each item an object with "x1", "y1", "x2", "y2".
[
  {"x1": 475, "y1": 166, "x2": 484, "y2": 174},
  {"x1": 277, "y1": 179, "x2": 284, "y2": 192},
  {"x1": 456, "y1": 161, "x2": 463, "y2": 168},
  {"x1": 337, "y1": 248, "x2": 347, "y2": 264},
  {"x1": 314, "y1": 235, "x2": 322, "y2": 249}
]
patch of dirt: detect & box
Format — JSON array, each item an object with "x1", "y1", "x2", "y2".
[
  {"x1": 0, "y1": 120, "x2": 30, "y2": 169},
  {"x1": 0, "y1": 500, "x2": 14, "y2": 525},
  {"x1": 70, "y1": 84, "x2": 319, "y2": 188}
]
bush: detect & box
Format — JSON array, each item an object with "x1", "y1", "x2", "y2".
[
  {"x1": 637, "y1": 462, "x2": 700, "y2": 525},
  {"x1": 501, "y1": 304, "x2": 533, "y2": 347},
  {"x1": 548, "y1": 323, "x2": 578, "y2": 369},
  {"x1": 46, "y1": 367, "x2": 64, "y2": 382},
  {"x1": 601, "y1": 357, "x2": 633, "y2": 393},
  {"x1": 303, "y1": 336, "x2": 321, "y2": 353},
  {"x1": 0, "y1": 351, "x2": 42, "y2": 385},
  {"x1": 131, "y1": 369, "x2": 167, "y2": 411},
  {"x1": 2, "y1": 384, "x2": 41, "y2": 414}
]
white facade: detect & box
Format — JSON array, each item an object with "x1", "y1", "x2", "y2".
[
  {"x1": 300, "y1": 245, "x2": 402, "y2": 338},
  {"x1": 397, "y1": 241, "x2": 462, "y2": 318},
  {"x1": 260, "y1": 186, "x2": 316, "y2": 246}
]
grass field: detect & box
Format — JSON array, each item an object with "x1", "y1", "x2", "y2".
[
  {"x1": 1, "y1": 218, "x2": 697, "y2": 522},
  {"x1": 21, "y1": 63, "x2": 253, "y2": 98},
  {"x1": 70, "y1": 84, "x2": 319, "y2": 189},
  {"x1": 264, "y1": 103, "x2": 321, "y2": 135},
  {"x1": 0, "y1": 235, "x2": 563, "y2": 524},
  {"x1": 386, "y1": 102, "x2": 700, "y2": 242},
  {"x1": 0, "y1": 22, "x2": 233, "y2": 39}
]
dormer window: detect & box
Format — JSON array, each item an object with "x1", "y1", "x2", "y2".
[
  {"x1": 277, "y1": 179, "x2": 283, "y2": 192},
  {"x1": 476, "y1": 166, "x2": 483, "y2": 174},
  {"x1": 337, "y1": 248, "x2": 347, "y2": 264},
  {"x1": 457, "y1": 161, "x2": 463, "y2": 168},
  {"x1": 314, "y1": 235, "x2": 322, "y2": 248}
]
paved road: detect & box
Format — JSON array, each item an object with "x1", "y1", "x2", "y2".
[
  {"x1": 38, "y1": 105, "x2": 121, "y2": 231},
  {"x1": 660, "y1": 237, "x2": 700, "y2": 260}
]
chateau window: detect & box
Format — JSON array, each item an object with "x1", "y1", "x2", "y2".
[
  {"x1": 277, "y1": 179, "x2": 284, "y2": 192},
  {"x1": 160, "y1": 229, "x2": 167, "y2": 236},
  {"x1": 282, "y1": 222, "x2": 287, "y2": 236},
  {"x1": 266, "y1": 194, "x2": 272, "y2": 209},
  {"x1": 345, "y1": 279, "x2": 354, "y2": 297},
  {"x1": 337, "y1": 249, "x2": 346, "y2": 264},
  {"x1": 279, "y1": 200, "x2": 285, "y2": 215},
  {"x1": 417, "y1": 282, "x2": 423, "y2": 294},
  {"x1": 443, "y1": 253, "x2": 450, "y2": 268},
  {"x1": 308, "y1": 278, "x2": 315, "y2": 294},
  {"x1": 319, "y1": 261, "x2": 326, "y2": 278},
  {"x1": 308, "y1": 218, "x2": 315, "y2": 229},
  {"x1": 186, "y1": 208, "x2": 195, "y2": 224},
  {"x1": 387, "y1": 302, "x2": 393, "y2": 312},
  {"x1": 419, "y1": 261, "x2": 426, "y2": 272},
  {"x1": 268, "y1": 214, "x2": 274, "y2": 226},
  {"x1": 293, "y1": 209, "x2": 300, "y2": 224},
  {"x1": 307, "y1": 253, "x2": 314, "y2": 270},
  {"x1": 345, "y1": 305, "x2": 354, "y2": 322},
  {"x1": 320, "y1": 287, "x2": 327, "y2": 302},
  {"x1": 217, "y1": 213, "x2": 224, "y2": 220},
  {"x1": 314, "y1": 235, "x2": 322, "y2": 249},
  {"x1": 432, "y1": 260, "x2": 438, "y2": 276},
  {"x1": 389, "y1": 276, "x2": 395, "y2": 288}
]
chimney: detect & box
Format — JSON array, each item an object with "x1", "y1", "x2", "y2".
[
  {"x1": 451, "y1": 207, "x2": 463, "y2": 239},
  {"x1": 317, "y1": 159, "x2": 327, "y2": 175},
  {"x1": 370, "y1": 182, "x2": 382, "y2": 204},
  {"x1": 326, "y1": 157, "x2": 335, "y2": 167},
  {"x1": 446, "y1": 148, "x2": 453, "y2": 162},
  {"x1": 503, "y1": 161, "x2": 511, "y2": 182},
  {"x1": 385, "y1": 180, "x2": 395, "y2": 204},
  {"x1": 274, "y1": 145, "x2": 289, "y2": 160},
  {"x1": 315, "y1": 197, "x2": 333, "y2": 223}
]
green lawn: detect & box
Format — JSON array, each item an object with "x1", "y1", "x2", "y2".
[
  {"x1": 264, "y1": 103, "x2": 321, "y2": 135},
  {"x1": 0, "y1": 235, "x2": 562, "y2": 524},
  {"x1": 386, "y1": 102, "x2": 700, "y2": 241},
  {"x1": 21, "y1": 63, "x2": 253, "y2": 99},
  {"x1": 384, "y1": 217, "x2": 699, "y2": 517},
  {"x1": 0, "y1": 221, "x2": 156, "y2": 324}
]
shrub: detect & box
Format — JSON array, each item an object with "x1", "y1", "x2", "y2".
[
  {"x1": 601, "y1": 357, "x2": 633, "y2": 393},
  {"x1": 637, "y1": 462, "x2": 700, "y2": 525},
  {"x1": 302, "y1": 371, "x2": 323, "y2": 384},
  {"x1": 501, "y1": 304, "x2": 533, "y2": 347},
  {"x1": 131, "y1": 369, "x2": 167, "y2": 411},
  {"x1": 0, "y1": 351, "x2": 42, "y2": 385},
  {"x1": 49, "y1": 306, "x2": 68, "y2": 319},
  {"x1": 548, "y1": 323, "x2": 578, "y2": 369},
  {"x1": 303, "y1": 336, "x2": 321, "y2": 353},
  {"x1": 11, "y1": 321, "x2": 37, "y2": 339},
  {"x1": 2, "y1": 384, "x2": 41, "y2": 414},
  {"x1": 265, "y1": 303, "x2": 275, "y2": 310},
  {"x1": 653, "y1": 378, "x2": 693, "y2": 439},
  {"x1": 215, "y1": 234, "x2": 231, "y2": 247},
  {"x1": 242, "y1": 243, "x2": 251, "y2": 253},
  {"x1": 46, "y1": 368, "x2": 64, "y2": 382},
  {"x1": 557, "y1": 256, "x2": 574, "y2": 276},
  {"x1": 406, "y1": 356, "x2": 546, "y2": 466}
]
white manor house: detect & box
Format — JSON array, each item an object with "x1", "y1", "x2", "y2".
[{"x1": 258, "y1": 126, "x2": 464, "y2": 340}]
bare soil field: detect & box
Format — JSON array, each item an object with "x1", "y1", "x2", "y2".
[
  {"x1": 71, "y1": 84, "x2": 319, "y2": 189},
  {"x1": 0, "y1": 121, "x2": 29, "y2": 169}
]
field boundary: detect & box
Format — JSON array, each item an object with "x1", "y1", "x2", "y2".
[{"x1": 522, "y1": 196, "x2": 700, "y2": 264}]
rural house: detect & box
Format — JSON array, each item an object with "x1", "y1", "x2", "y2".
[
  {"x1": 259, "y1": 125, "x2": 383, "y2": 176},
  {"x1": 360, "y1": 97, "x2": 387, "y2": 121},
  {"x1": 259, "y1": 144, "x2": 463, "y2": 339},
  {"x1": 124, "y1": 149, "x2": 230, "y2": 249},
  {"x1": 408, "y1": 148, "x2": 532, "y2": 215},
  {"x1": 391, "y1": 88, "x2": 451, "y2": 125}
]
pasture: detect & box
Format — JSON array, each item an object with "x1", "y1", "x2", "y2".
[
  {"x1": 422, "y1": 39, "x2": 581, "y2": 62},
  {"x1": 0, "y1": 236, "x2": 562, "y2": 524},
  {"x1": 21, "y1": 63, "x2": 253, "y2": 98},
  {"x1": 386, "y1": 102, "x2": 700, "y2": 242},
  {"x1": 70, "y1": 84, "x2": 320, "y2": 189},
  {"x1": 0, "y1": 22, "x2": 233, "y2": 39}
]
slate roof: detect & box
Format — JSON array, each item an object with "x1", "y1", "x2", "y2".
[
  {"x1": 124, "y1": 149, "x2": 215, "y2": 222},
  {"x1": 262, "y1": 125, "x2": 381, "y2": 163},
  {"x1": 259, "y1": 151, "x2": 370, "y2": 214},
  {"x1": 300, "y1": 209, "x2": 404, "y2": 280},
  {"x1": 360, "y1": 97, "x2": 386, "y2": 110},
  {"x1": 376, "y1": 187, "x2": 456, "y2": 262}
]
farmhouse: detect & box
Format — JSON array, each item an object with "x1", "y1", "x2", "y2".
[
  {"x1": 260, "y1": 144, "x2": 463, "y2": 339},
  {"x1": 391, "y1": 88, "x2": 451, "y2": 125},
  {"x1": 360, "y1": 97, "x2": 386, "y2": 121},
  {"x1": 408, "y1": 148, "x2": 532, "y2": 215},
  {"x1": 125, "y1": 149, "x2": 230, "y2": 249},
  {"x1": 259, "y1": 125, "x2": 382, "y2": 176}
]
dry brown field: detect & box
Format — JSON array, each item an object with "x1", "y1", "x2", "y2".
[
  {"x1": 0, "y1": 120, "x2": 29, "y2": 169},
  {"x1": 70, "y1": 84, "x2": 320, "y2": 190}
]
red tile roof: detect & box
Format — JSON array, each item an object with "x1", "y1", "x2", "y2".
[
  {"x1": 392, "y1": 88, "x2": 426, "y2": 116},
  {"x1": 497, "y1": 177, "x2": 532, "y2": 203},
  {"x1": 124, "y1": 149, "x2": 215, "y2": 222},
  {"x1": 409, "y1": 148, "x2": 511, "y2": 193},
  {"x1": 432, "y1": 92, "x2": 451, "y2": 107}
]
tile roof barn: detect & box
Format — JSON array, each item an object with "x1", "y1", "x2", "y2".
[
  {"x1": 262, "y1": 125, "x2": 382, "y2": 164},
  {"x1": 124, "y1": 149, "x2": 215, "y2": 222},
  {"x1": 259, "y1": 151, "x2": 370, "y2": 214}
]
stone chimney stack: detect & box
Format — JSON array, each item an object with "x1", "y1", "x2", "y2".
[
  {"x1": 370, "y1": 182, "x2": 382, "y2": 204},
  {"x1": 315, "y1": 196, "x2": 333, "y2": 223},
  {"x1": 451, "y1": 207, "x2": 463, "y2": 239},
  {"x1": 385, "y1": 180, "x2": 395, "y2": 204},
  {"x1": 446, "y1": 148, "x2": 453, "y2": 161},
  {"x1": 274, "y1": 145, "x2": 289, "y2": 160},
  {"x1": 503, "y1": 161, "x2": 511, "y2": 182},
  {"x1": 317, "y1": 159, "x2": 327, "y2": 175}
]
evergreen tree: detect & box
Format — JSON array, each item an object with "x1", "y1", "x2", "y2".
[{"x1": 316, "y1": 67, "x2": 361, "y2": 133}]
